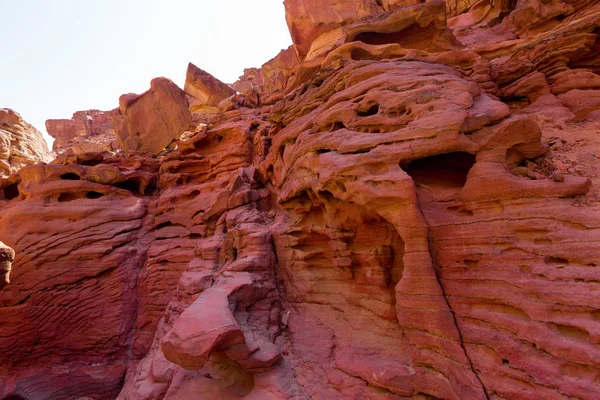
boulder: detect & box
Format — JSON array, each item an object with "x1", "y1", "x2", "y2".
[
  {"x1": 112, "y1": 77, "x2": 192, "y2": 154},
  {"x1": 184, "y1": 63, "x2": 236, "y2": 107}
]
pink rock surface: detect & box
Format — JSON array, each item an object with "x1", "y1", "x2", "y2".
[{"x1": 1, "y1": 1, "x2": 600, "y2": 399}]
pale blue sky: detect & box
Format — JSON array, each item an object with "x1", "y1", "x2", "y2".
[{"x1": 0, "y1": 0, "x2": 292, "y2": 145}]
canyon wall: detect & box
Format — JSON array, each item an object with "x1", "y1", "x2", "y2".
[
  {"x1": 1, "y1": 0, "x2": 600, "y2": 399},
  {"x1": 0, "y1": 109, "x2": 51, "y2": 178}
]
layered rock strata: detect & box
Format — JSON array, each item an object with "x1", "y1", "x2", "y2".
[
  {"x1": 0, "y1": 109, "x2": 51, "y2": 177},
  {"x1": 46, "y1": 110, "x2": 119, "y2": 154},
  {"x1": 1, "y1": 0, "x2": 600, "y2": 399},
  {"x1": 184, "y1": 63, "x2": 237, "y2": 123}
]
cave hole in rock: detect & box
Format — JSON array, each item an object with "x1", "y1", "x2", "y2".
[
  {"x1": 3, "y1": 183, "x2": 19, "y2": 200},
  {"x1": 60, "y1": 172, "x2": 81, "y2": 180},
  {"x1": 58, "y1": 192, "x2": 79, "y2": 202},
  {"x1": 352, "y1": 21, "x2": 437, "y2": 50},
  {"x1": 80, "y1": 158, "x2": 103, "y2": 166},
  {"x1": 86, "y1": 191, "x2": 104, "y2": 199},
  {"x1": 3, "y1": 396, "x2": 27, "y2": 400},
  {"x1": 115, "y1": 179, "x2": 142, "y2": 195},
  {"x1": 403, "y1": 152, "x2": 476, "y2": 194},
  {"x1": 357, "y1": 103, "x2": 380, "y2": 117}
]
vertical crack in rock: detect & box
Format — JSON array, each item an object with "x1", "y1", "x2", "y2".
[{"x1": 417, "y1": 189, "x2": 491, "y2": 400}]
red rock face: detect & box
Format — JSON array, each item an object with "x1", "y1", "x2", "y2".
[
  {"x1": 0, "y1": 109, "x2": 51, "y2": 177},
  {"x1": 184, "y1": 63, "x2": 236, "y2": 107},
  {"x1": 233, "y1": 46, "x2": 300, "y2": 97},
  {"x1": 184, "y1": 63, "x2": 237, "y2": 123},
  {"x1": 46, "y1": 109, "x2": 119, "y2": 154},
  {"x1": 112, "y1": 78, "x2": 193, "y2": 155},
  {"x1": 1, "y1": 1, "x2": 600, "y2": 399}
]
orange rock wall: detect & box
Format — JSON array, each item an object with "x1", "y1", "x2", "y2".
[{"x1": 1, "y1": 1, "x2": 600, "y2": 399}]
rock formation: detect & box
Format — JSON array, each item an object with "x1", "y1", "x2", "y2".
[
  {"x1": 184, "y1": 63, "x2": 237, "y2": 123},
  {"x1": 112, "y1": 78, "x2": 193, "y2": 155},
  {"x1": 46, "y1": 109, "x2": 119, "y2": 154},
  {"x1": 2, "y1": 0, "x2": 600, "y2": 399},
  {"x1": 0, "y1": 108, "x2": 51, "y2": 177}
]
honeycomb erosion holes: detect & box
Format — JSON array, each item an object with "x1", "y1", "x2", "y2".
[{"x1": 1, "y1": 0, "x2": 600, "y2": 399}]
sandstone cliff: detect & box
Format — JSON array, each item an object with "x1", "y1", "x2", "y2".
[
  {"x1": 1, "y1": 1, "x2": 600, "y2": 399},
  {"x1": 46, "y1": 110, "x2": 119, "y2": 155},
  {"x1": 0, "y1": 109, "x2": 51, "y2": 178}
]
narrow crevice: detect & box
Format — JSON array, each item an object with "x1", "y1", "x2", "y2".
[
  {"x1": 119, "y1": 211, "x2": 155, "y2": 395},
  {"x1": 414, "y1": 190, "x2": 491, "y2": 400}
]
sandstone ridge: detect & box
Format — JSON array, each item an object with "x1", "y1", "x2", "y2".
[{"x1": 1, "y1": 1, "x2": 600, "y2": 399}]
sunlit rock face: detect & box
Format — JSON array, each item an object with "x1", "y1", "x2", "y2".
[
  {"x1": 2, "y1": 1, "x2": 600, "y2": 399},
  {"x1": 0, "y1": 108, "x2": 51, "y2": 178},
  {"x1": 112, "y1": 77, "x2": 193, "y2": 155},
  {"x1": 47, "y1": 109, "x2": 119, "y2": 155}
]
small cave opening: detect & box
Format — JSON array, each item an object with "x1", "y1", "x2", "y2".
[
  {"x1": 60, "y1": 172, "x2": 81, "y2": 180},
  {"x1": 357, "y1": 103, "x2": 380, "y2": 117},
  {"x1": 58, "y1": 192, "x2": 79, "y2": 202},
  {"x1": 86, "y1": 191, "x2": 104, "y2": 199},
  {"x1": 352, "y1": 21, "x2": 437, "y2": 51},
  {"x1": 403, "y1": 152, "x2": 476, "y2": 194},
  {"x1": 3, "y1": 395, "x2": 27, "y2": 400},
  {"x1": 3, "y1": 183, "x2": 19, "y2": 200},
  {"x1": 115, "y1": 179, "x2": 141, "y2": 195},
  {"x1": 80, "y1": 158, "x2": 103, "y2": 166}
]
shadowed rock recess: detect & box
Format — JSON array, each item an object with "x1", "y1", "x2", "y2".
[{"x1": 2, "y1": 0, "x2": 600, "y2": 399}]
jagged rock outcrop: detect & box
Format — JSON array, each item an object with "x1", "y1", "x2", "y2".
[
  {"x1": 112, "y1": 78, "x2": 193, "y2": 155},
  {"x1": 46, "y1": 109, "x2": 119, "y2": 154},
  {"x1": 1, "y1": 1, "x2": 600, "y2": 399},
  {"x1": 0, "y1": 109, "x2": 51, "y2": 177},
  {"x1": 184, "y1": 63, "x2": 237, "y2": 123},
  {"x1": 233, "y1": 46, "x2": 299, "y2": 96},
  {"x1": 185, "y1": 63, "x2": 236, "y2": 107}
]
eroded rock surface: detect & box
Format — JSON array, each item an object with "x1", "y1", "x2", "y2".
[
  {"x1": 112, "y1": 78, "x2": 193, "y2": 155},
  {"x1": 1, "y1": 1, "x2": 600, "y2": 399},
  {"x1": 47, "y1": 109, "x2": 119, "y2": 154},
  {"x1": 185, "y1": 63, "x2": 237, "y2": 123},
  {"x1": 0, "y1": 108, "x2": 51, "y2": 177}
]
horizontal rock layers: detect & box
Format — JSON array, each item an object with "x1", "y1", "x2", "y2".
[
  {"x1": 0, "y1": 109, "x2": 51, "y2": 177},
  {"x1": 47, "y1": 109, "x2": 119, "y2": 154},
  {"x1": 1, "y1": 0, "x2": 600, "y2": 399}
]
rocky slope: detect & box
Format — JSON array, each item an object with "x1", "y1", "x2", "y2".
[
  {"x1": 0, "y1": 109, "x2": 51, "y2": 177},
  {"x1": 1, "y1": 0, "x2": 600, "y2": 399}
]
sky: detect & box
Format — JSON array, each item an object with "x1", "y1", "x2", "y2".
[{"x1": 0, "y1": 0, "x2": 292, "y2": 147}]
